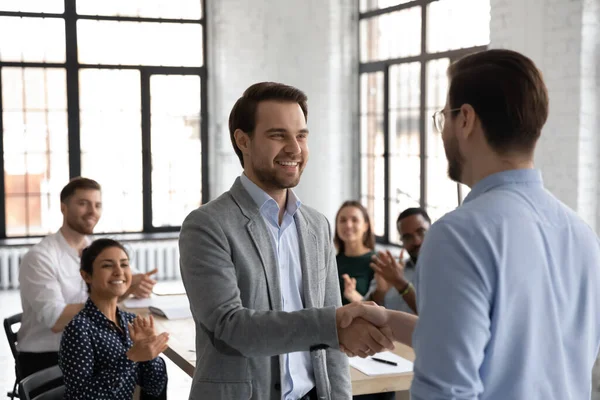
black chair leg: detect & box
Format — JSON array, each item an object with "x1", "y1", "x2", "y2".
[{"x1": 7, "y1": 378, "x2": 19, "y2": 399}]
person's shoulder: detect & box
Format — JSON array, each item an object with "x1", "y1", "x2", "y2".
[
  {"x1": 299, "y1": 205, "x2": 328, "y2": 226},
  {"x1": 21, "y1": 232, "x2": 62, "y2": 264},
  {"x1": 182, "y1": 191, "x2": 237, "y2": 225},
  {"x1": 64, "y1": 309, "x2": 93, "y2": 335}
]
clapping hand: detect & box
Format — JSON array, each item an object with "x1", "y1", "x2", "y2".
[
  {"x1": 129, "y1": 315, "x2": 156, "y2": 341},
  {"x1": 126, "y1": 315, "x2": 169, "y2": 362},
  {"x1": 342, "y1": 274, "x2": 364, "y2": 303},
  {"x1": 370, "y1": 249, "x2": 408, "y2": 289}
]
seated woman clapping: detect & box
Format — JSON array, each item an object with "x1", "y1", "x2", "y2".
[{"x1": 58, "y1": 238, "x2": 168, "y2": 400}]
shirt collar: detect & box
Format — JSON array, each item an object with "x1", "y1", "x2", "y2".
[
  {"x1": 83, "y1": 297, "x2": 127, "y2": 330},
  {"x1": 240, "y1": 173, "x2": 302, "y2": 216},
  {"x1": 57, "y1": 229, "x2": 91, "y2": 259},
  {"x1": 463, "y1": 168, "x2": 543, "y2": 204}
]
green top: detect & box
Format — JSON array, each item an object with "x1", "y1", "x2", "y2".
[{"x1": 337, "y1": 251, "x2": 376, "y2": 305}]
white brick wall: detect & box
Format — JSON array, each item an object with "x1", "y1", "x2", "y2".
[
  {"x1": 491, "y1": 0, "x2": 600, "y2": 397},
  {"x1": 205, "y1": 0, "x2": 358, "y2": 223},
  {"x1": 491, "y1": 0, "x2": 600, "y2": 232}
]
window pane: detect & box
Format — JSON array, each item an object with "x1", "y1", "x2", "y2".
[
  {"x1": 0, "y1": 17, "x2": 65, "y2": 62},
  {"x1": 428, "y1": 0, "x2": 490, "y2": 53},
  {"x1": 150, "y1": 75, "x2": 201, "y2": 227},
  {"x1": 2, "y1": 68, "x2": 69, "y2": 237},
  {"x1": 360, "y1": 72, "x2": 385, "y2": 237},
  {"x1": 0, "y1": 0, "x2": 64, "y2": 13},
  {"x1": 2, "y1": 68, "x2": 67, "y2": 111},
  {"x1": 425, "y1": 58, "x2": 459, "y2": 221},
  {"x1": 360, "y1": 7, "x2": 421, "y2": 62},
  {"x1": 79, "y1": 69, "x2": 142, "y2": 233},
  {"x1": 388, "y1": 63, "x2": 421, "y2": 243},
  {"x1": 5, "y1": 195, "x2": 27, "y2": 236},
  {"x1": 360, "y1": 0, "x2": 413, "y2": 13},
  {"x1": 77, "y1": 20, "x2": 203, "y2": 67},
  {"x1": 77, "y1": 0, "x2": 202, "y2": 19}
]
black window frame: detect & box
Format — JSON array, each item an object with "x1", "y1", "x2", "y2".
[
  {"x1": 358, "y1": 0, "x2": 487, "y2": 245},
  {"x1": 0, "y1": 0, "x2": 209, "y2": 239}
]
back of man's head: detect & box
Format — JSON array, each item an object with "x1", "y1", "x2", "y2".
[
  {"x1": 60, "y1": 177, "x2": 101, "y2": 203},
  {"x1": 447, "y1": 49, "x2": 549, "y2": 155}
]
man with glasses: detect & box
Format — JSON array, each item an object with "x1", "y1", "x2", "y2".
[
  {"x1": 370, "y1": 208, "x2": 431, "y2": 314},
  {"x1": 338, "y1": 49, "x2": 600, "y2": 399}
]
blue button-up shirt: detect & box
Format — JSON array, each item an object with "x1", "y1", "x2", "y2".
[
  {"x1": 412, "y1": 169, "x2": 600, "y2": 399},
  {"x1": 240, "y1": 174, "x2": 315, "y2": 400}
]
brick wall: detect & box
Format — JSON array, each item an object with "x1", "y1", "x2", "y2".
[
  {"x1": 205, "y1": 0, "x2": 358, "y2": 223},
  {"x1": 491, "y1": 0, "x2": 599, "y2": 231}
]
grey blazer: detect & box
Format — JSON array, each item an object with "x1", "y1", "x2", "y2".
[{"x1": 179, "y1": 178, "x2": 351, "y2": 400}]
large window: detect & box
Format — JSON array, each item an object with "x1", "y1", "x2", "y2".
[
  {"x1": 0, "y1": 0, "x2": 207, "y2": 238},
  {"x1": 359, "y1": 0, "x2": 490, "y2": 244}
]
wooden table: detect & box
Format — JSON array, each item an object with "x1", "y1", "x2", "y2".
[{"x1": 128, "y1": 307, "x2": 414, "y2": 396}]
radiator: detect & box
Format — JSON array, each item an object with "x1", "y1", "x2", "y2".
[{"x1": 0, "y1": 240, "x2": 181, "y2": 290}]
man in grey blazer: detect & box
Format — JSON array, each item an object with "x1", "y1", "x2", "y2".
[{"x1": 179, "y1": 82, "x2": 394, "y2": 400}]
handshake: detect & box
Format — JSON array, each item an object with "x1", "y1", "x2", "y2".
[{"x1": 334, "y1": 301, "x2": 394, "y2": 358}]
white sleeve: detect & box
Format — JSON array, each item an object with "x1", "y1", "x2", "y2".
[{"x1": 19, "y1": 249, "x2": 67, "y2": 329}]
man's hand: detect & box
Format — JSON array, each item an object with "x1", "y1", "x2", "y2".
[
  {"x1": 342, "y1": 274, "x2": 364, "y2": 303},
  {"x1": 337, "y1": 318, "x2": 395, "y2": 358},
  {"x1": 128, "y1": 268, "x2": 158, "y2": 299},
  {"x1": 374, "y1": 272, "x2": 391, "y2": 293},
  {"x1": 336, "y1": 302, "x2": 394, "y2": 358},
  {"x1": 371, "y1": 249, "x2": 408, "y2": 289},
  {"x1": 337, "y1": 301, "x2": 390, "y2": 330}
]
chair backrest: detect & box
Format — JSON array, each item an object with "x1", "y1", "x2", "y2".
[
  {"x1": 19, "y1": 366, "x2": 63, "y2": 400},
  {"x1": 3, "y1": 312, "x2": 22, "y2": 360},
  {"x1": 31, "y1": 385, "x2": 65, "y2": 400}
]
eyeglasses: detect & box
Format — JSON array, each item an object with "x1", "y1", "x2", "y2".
[{"x1": 432, "y1": 108, "x2": 461, "y2": 133}]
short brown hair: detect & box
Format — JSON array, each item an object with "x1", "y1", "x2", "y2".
[
  {"x1": 447, "y1": 49, "x2": 549, "y2": 154},
  {"x1": 334, "y1": 201, "x2": 376, "y2": 255},
  {"x1": 228, "y1": 82, "x2": 308, "y2": 167},
  {"x1": 60, "y1": 177, "x2": 101, "y2": 203}
]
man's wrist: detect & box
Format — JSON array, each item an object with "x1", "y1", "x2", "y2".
[{"x1": 394, "y1": 279, "x2": 409, "y2": 292}]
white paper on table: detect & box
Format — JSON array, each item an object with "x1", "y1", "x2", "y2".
[
  {"x1": 152, "y1": 280, "x2": 187, "y2": 296},
  {"x1": 123, "y1": 294, "x2": 192, "y2": 320},
  {"x1": 348, "y1": 351, "x2": 413, "y2": 376},
  {"x1": 123, "y1": 297, "x2": 153, "y2": 308},
  {"x1": 148, "y1": 295, "x2": 192, "y2": 320}
]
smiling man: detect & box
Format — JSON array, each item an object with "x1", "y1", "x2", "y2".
[
  {"x1": 17, "y1": 177, "x2": 160, "y2": 398},
  {"x1": 179, "y1": 82, "x2": 395, "y2": 400}
]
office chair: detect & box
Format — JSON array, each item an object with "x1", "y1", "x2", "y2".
[
  {"x1": 3, "y1": 313, "x2": 22, "y2": 399},
  {"x1": 18, "y1": 366, "x2": 63, "y2": 400}
]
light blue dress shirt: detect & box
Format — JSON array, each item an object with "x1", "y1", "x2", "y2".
[
  {"x1": 240, "y1": 174, "x2": 315, "y2": 400},
  {"x1": 412, "y1": 169, "x2": 600, "y2": 399}
]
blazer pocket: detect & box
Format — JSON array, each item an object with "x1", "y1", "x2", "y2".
[{"x1": 190, "y1": 380, "x2": 252, "y2": 400}]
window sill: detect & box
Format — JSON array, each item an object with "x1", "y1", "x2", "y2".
[{"x1": 0, "y1": 230, "x2": 180, "y2": 248}]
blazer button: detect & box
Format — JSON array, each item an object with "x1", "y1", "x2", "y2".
[{"x1": 274, "y1": 383, "x2": 281, "y2": 391}]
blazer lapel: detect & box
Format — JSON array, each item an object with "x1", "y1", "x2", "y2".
[
  {"x1": 229, "y1": 178, "x2": 283, "y2": 312},
  {"x1": 295, "y1": 210, "x2": 319, "y2": 308},
  {"x1": 247, "y1": 219, "x2": 283, "y2": 311}
]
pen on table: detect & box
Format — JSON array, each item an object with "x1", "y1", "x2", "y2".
[{"x1": 370, "y1": 357, "x2": 397, "y2": 366}]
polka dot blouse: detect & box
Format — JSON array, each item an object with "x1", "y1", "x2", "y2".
[{"x1": 58, "y1": 298, "x2": 167, "y2": 399}]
